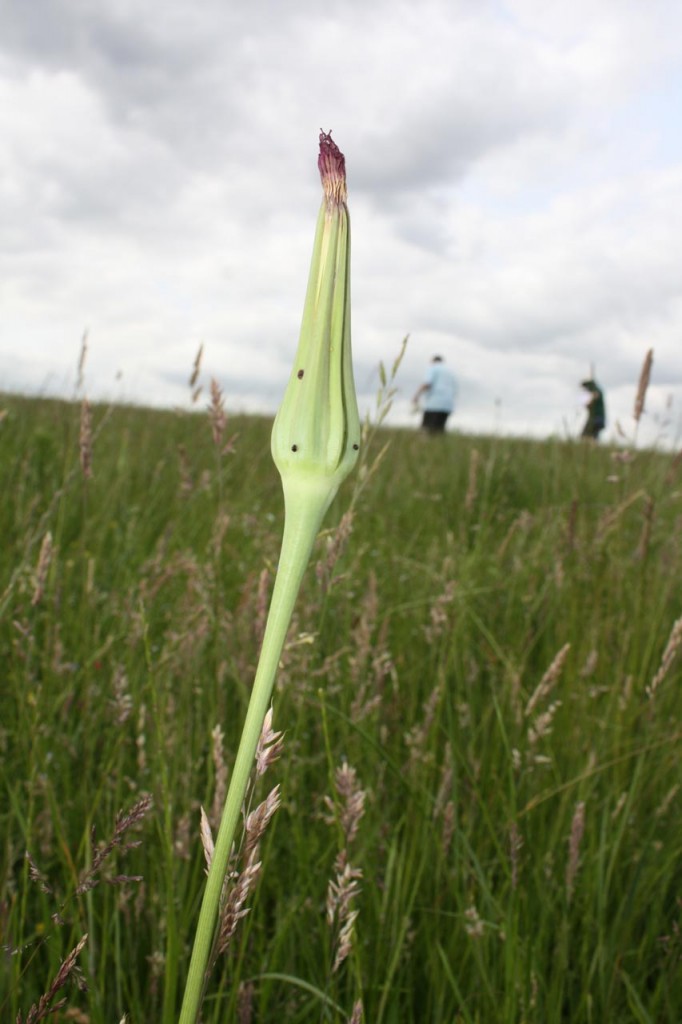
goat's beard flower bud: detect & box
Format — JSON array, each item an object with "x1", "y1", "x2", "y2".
[
  {"x1": 179, "y1": 133, "x2": 360, "y2": 1024},
  {"x1": 271, "y1": 131, "x2": 361, "y2": 521}
]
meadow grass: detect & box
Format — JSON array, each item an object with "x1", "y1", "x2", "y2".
[{"x1": 0, "y1": 391, "x2": 680, "y2": 1022}]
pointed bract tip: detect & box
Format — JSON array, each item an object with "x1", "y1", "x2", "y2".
[{"x1": 318, "y1": 130, "x2": 347, "y2": 204}]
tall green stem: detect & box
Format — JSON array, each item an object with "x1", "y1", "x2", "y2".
[
  {"x1": 179, "y1": 128, "x2": 359, "y2": 1023},
  {"x1": 178, "y1": 494, "x2": 326, "y2": 1024}
]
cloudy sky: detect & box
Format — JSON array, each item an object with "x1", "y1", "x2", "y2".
[{"x1": 2, "y1": 0, "x2": 682, "y2": 445}]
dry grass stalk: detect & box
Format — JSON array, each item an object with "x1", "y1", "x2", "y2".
[
  {"x1": 315, "y1": 509, "x2": 355, "y2": 593},
  {"x1": 509, "y1": 820, "x2": 523, "y2": 890},
  {"x1": 611, "y1": 791, "x2": 628, "y2": 821},
  {"x1": 647, "y1": 616, "x2": 682, "y2": 700},
  {"x1": 325, "y1": 760, "x2": 366, "y2": 972},
  {"x1": 17, "y1": 933, "x2": 88, "y2": 1024},
  {"x1": 464, "y1": 904, "x2": 485, "y2": 939},
  {"x1": 579, "y1": 649, "x2": 598, "y2": 679},
  {"x1": 76, "y1": 794, "x2": 152, "y2": 895},
  {"x1": 349, "y1": 570, "x2": 378, "y2": 686},
  {"x1": 566, "y1": 800, "x2": 586, "y2": 901},
  {"x1": 213, "y1": 784, "x2": 281, "y2": 960},
  {"x1": 433, "y1": 744, "x2": 456, "y2": 853},
  {"x1": 527, "y1": 701, "x2": 562, "y2": 747},
  {"x1": 595, "y1": 489, "x2": 646, "y2": 542},
  {"x1": 79, "y1": 399, "x2": 92, "y2": 480},
  {"x1": 497, "y1": 509, "x2": 533, "y2": 560},
  {"x1": 254, "y1": 707, "x2": 284, "y2": 778},
  {"x1": 633, "y1": 348, "x2": 654, "y2": 423},
  {"x1": 243, "y1": 785, "x2": 281, "y2": 863},
  {"x1": 655, "y1": 784, "x2": 679, "y2": 820},
  {"x1": 347, "y1": 999, "x2": 364, "y2": 1024},
  {"x1": 565, "y1": 498, "x2": 579, "y2": 551},
  {"x1": 326, "y1": 850, "x2": 363, "y2": 971},
  {"x1": 635, "y1": 495, "x2": 655, "y2": 561},
  {"x1": 237, "y1": 981, "x2": 255, "y2": 1024},
  {"x1": 364, "y1": 635, "x2": 395, "y2": 719},
  {"x1": 31, "y1": 531, "x2": 53, "y2": 606},
  {"x1": 465, "y1": 448, "x2": 480, "y2": 512},
  {"x1": 215, "y1": 850, "x2": 262, "y2": 958},
  {"x1": 207, "y1": 377, "x2": 238, "y2": 454},
  {"x1": 76, "y1": 330, "x2": 88, "y2": 393},
  {"x1": 208, "y1": 377, "x2": 226, "y2": 447},
  {"x1": 210, "y1": 724, "x2": 229, "y2": 828},
  {"x1": 405, "y1": 685, "x2": 442, "y2": 767},
  {"x1": 525, "y1": 643, "x2": 570, "y2": 718},
  {"x1": 441, "y1": 801, "x2": 455, "y2": 855},
  {"x1": 619, "y1": 673, "x2": 634, "y2": 710},
  {"x1": 209, "y1": 716, "x2": 283, "y2": 964},
  {"x1": 348, "y1": 573, "x2": 396, "y2": 722},
  {"x1": 324, "y1": 761, "x2": 366, "y2": 847},
  {"x1": 423, "y1": 579, "x2": 456, "y2": 644},
  {"x1": 25, "y1": 850, "x2": 52, "y2": 895},
  {"x1": 433, "y1": 742, "x2": 453, "y2": 820},
  {"x1": 664, "y1": 447, "x2": 682, "y2": 485},
  {"x1": 346, "y1": 577, "x2": 393, "y2": 720},
  {"x1": 610, "y1": 449, "x2": 636, "y2": 465},
  {"x1": 110, "y1": 665, "x2": 133, "y2": 725},
  {"x1": 177, "y1": 444, "x2": 193, "y2": 495},
  {"x1": 211, "y1": 510, "x2": 230, "y2": 560},
  {"x1": 174, "y1": 812, "x2": 193, "y2": 861},
  {"x1": 189, "y1": 342, "x2": 204, "y2": 402},
  {"x1": 136, "y1": 703, "x2": 147, "y2": 774},
  {"x1": 199, "y1": 806, "x2": 215, "y2": 872}
]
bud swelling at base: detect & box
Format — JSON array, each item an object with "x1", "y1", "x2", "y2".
[{"x1": 271, "y1": 130, "x2": 361, "y2": 521}]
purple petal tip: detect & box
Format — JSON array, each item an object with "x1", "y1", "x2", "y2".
[{"x1": 318, "y1": 130, "x2": 347, "y2": 202}]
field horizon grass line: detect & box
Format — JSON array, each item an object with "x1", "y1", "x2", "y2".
[{"x1": 1, "y1": 345, "x2": 681, "y2": 1021}]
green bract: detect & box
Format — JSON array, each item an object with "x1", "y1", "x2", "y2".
[{"x1": 271, "y1": 130, "x2": 361, "y2": 523}]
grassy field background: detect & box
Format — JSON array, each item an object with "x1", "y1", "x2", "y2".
[{"x1": 0, "y1": 385, "x2": 680, "y2": 1023}]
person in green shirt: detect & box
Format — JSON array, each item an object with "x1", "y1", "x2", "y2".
[{"x1": 580, "y1": 379, "x2": 606, "y2": 440}]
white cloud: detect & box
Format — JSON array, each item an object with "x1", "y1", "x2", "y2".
[{"x1": 1, "y1": 0, "x2": 681, "y2": 450}]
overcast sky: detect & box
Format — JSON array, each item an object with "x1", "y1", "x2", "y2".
[{"x1": 2, "y1": 0, "x2": 682, "y2": 446}]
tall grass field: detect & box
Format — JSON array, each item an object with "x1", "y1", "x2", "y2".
[{"x1": 1, "y1": 387, "x2": 680, "y2": 1023}]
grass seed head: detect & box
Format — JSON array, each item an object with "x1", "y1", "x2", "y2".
[
  {"x1": 566, "y1": 800, "x2": 586, "y2": 900},
  {"x1": 647, "y1": 615, "x2": 682, "y2": 699},
  {"x1": 31, "y1": 531, "x2": 53, "y2": 606},
  {"x1": 79, "y1": 398, "x2": 92, "y2": 479},
  {"x1": 347, "y1": 1000, "x2": 364, "y2": 1024},
  {"x1": 634, "y1": 348, "x2": 654, "y2": 423}
]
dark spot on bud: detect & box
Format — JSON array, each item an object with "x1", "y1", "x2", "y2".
[
  {"x1": 291, "y1": 444, "x2": 298, "y2": 452},
  {"x1": 297, "y1": 369, "x2": 304, "y2": 379},
  {"x1": 353, "y1": 444, "x2": 359, "y2": 450}
]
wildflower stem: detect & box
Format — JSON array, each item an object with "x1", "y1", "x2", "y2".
[
  {"x1": 178, "y1": 494, "x2": 327, "y2": 1024},
  {"x1": 180, "y1": 130, "x2": 358, "y2": 1023}
]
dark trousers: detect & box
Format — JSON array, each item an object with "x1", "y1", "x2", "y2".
[{"x1": 422, "y1": 411, "x2": 449, "y2": 434}]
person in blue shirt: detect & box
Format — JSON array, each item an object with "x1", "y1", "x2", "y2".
[{"x1": 413, "y1": 355, "x2": 457, "y2": 434}]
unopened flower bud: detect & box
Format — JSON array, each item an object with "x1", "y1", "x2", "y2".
[{"x1": 271, "y1": 130, "x2": 361, "y2": 520}]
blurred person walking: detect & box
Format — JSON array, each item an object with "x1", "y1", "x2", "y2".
[
  {"x1": 413, "y1": 355, "x2": 457, "y2": 434},
  {"x1": 580, "y1": 378, "x2": 606, "y2": 440}
]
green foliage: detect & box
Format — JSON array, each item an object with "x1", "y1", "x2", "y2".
[{"x1": 1, "y1": 393, "x2": 680, "y2": 1022}]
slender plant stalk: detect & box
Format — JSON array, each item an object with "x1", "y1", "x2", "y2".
[
  {"x1": 178, "y1": 502, "x2": 323, "y2": 1021},
  {"x1": 178, "y1": 130, "x2": 360, "y2": 1024}
]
